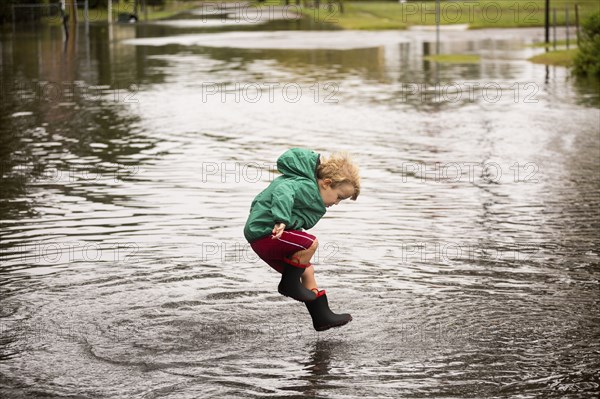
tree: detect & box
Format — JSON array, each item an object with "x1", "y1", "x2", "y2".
[
  {"x1": 573, "y1": 11, "x2": 600, "y2": 78},
  {"x1": 0, "y1": 0, "x2": 46, "y2": 24}
]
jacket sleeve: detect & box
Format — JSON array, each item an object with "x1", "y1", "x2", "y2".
[{"x1": 270, "y1": 179, "x2": 296, "y2": 226}]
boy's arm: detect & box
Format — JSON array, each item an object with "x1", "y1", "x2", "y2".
[{"x1": 270, "y1": 179, "x2": 296, "y2": 228}]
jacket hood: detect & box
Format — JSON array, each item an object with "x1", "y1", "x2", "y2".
[{"x1": 277, "y1": 148, "x2": 320, "y2": 182}]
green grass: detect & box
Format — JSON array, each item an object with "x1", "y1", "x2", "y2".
[
  {"x1": 424, "y1": 54, "x2": 480, "y2": 63},
  {"x1": 528, "y1": 48, "x2": 578, "y2": 67},
  {"x1": 528, "y1": 39, "x2": 579, "y2": 48},
  {"x1": 42, "y1": 1, "x2": 202, "y2": 25},
  {"x1": 300, "y1": 0, "x2": 600, "y2": 30},
  {"x1": 135, "y1": 2, "x2": 204, "y2": 21}
]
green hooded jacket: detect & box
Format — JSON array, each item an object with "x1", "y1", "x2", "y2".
[{"x1": 244, "y1": 148, "x2": 327, "y2": 242}]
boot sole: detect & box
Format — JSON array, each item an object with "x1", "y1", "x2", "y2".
[{"x1": 315, "y1": 315, "x2": 353, "y2": 331}]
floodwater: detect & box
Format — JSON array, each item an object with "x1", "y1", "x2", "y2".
[{"x1": 1, "y1": 6, "x2": 599, "y2": 399}]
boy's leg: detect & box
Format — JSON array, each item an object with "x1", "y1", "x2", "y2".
[
  {"x1": 250, "y1": 230, "x2": 319, "y2": 302},
  {"x1": 290, "y1": 239, "x2": 352, "y2": 331},
  {"x1": 301, "y1": 266, "x2": 318, "y2": 293},
  {"x1": 290, "y1": 240, "x2": 319, "y2": 293}
]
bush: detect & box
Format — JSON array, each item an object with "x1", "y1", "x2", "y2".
[
  {"x1": 0, "y1": 0, "x2": 46, "y2": 24},
  {"x1": 573, "y1": 11, "x2": 600, "y2": 78}
]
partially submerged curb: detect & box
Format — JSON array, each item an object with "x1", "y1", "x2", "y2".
[{"x1": 408, "y1": 24, "x2": 469, "y2": 31}]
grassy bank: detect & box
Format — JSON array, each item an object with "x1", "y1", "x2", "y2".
[
  {"x1": 43, "y1": 1, "x2": 202, "y2": 25},
  {"x1": 424, "y1": 54, "x2": 480, "y2": 63},
  {"x1": 301, "y1": 0, "x2": 599, "y2": 30},
  {"x1": 528, "y1": 39, "x2": 578, "y2": 47},
  {"x1": 528, "y1": 48, "x2": 578, "y2": 67}
]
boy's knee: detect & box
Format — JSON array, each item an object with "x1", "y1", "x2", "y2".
[{"x1": 309, "y1": 238, "x2": 318, "y2": 252}]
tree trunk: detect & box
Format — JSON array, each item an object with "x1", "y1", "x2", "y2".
[{"x1": 68, "y1": 0, "x2": 77, "y2": 26}]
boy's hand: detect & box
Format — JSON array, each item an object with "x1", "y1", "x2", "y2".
[{"x1": 272, "y1": 223, "x2": 286, "y2": 239}]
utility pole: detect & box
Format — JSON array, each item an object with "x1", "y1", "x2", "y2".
[
  {"x1": 575, "y1": 3, "x2": 580, "y2": 46},
  {"x1": 84, "y1": 0, "x2": 89, "y2": 34},
  {"x1": 436, "y1": 0, "x2": 440, "y2": 54},
  {"x1": 545, "y1": 0, "x2": 550, "y2": 44}
]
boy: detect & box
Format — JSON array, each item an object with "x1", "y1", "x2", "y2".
[{"x1": 244, "y1": 148, "x2": 360, "y2": 331}]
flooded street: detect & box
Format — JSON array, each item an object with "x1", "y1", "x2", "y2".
[{"x1": 1, "y1": 6, "x2": 599, "y2": 398}]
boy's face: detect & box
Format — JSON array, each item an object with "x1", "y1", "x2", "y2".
[{"x1": 318, "y1": 179, "x2": 354, "y2": 208}]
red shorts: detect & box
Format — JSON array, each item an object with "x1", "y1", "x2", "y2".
[{"x1": 249, "y1": 230, "x2": 316, "y2": 273}]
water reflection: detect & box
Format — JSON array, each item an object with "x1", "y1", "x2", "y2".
[
  {"x1": 300, "y1": 340, "x2": 337, "y2": 397},
  {"x1": 0, "y1": 23, "x2": 159, "y2": 222},
  {"x1": 304, "y1": 339, "x2": 338, "y2": 375}
]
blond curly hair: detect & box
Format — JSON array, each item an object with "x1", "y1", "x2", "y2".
[{"x1": 317, "y1": 151, "x2": 361, "y2": 200}]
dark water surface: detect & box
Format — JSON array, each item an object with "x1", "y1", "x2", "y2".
[{"x1": 1, "y1": 9, "x2": 599, "y2": 399}]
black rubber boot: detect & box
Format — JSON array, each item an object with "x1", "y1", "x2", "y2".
[
  {"x1": 278, "y1": 263, "x2": 317, "y2": 302},
  {"x1": 305, "y1": 291, "x2": 352, "y2": 331}
]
